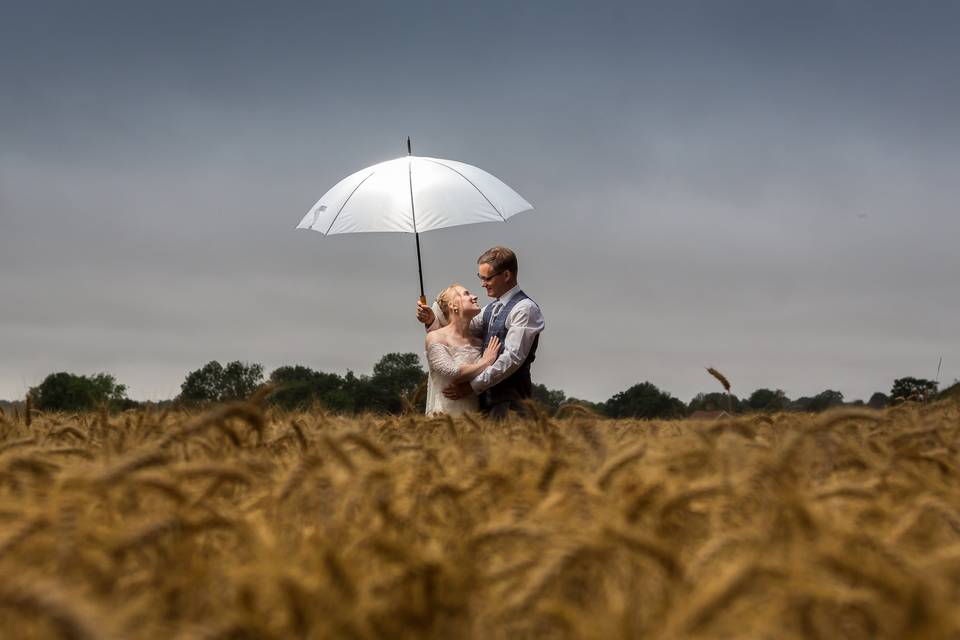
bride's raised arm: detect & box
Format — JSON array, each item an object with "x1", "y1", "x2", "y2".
[{"x1": 417, "y1": 301, "x2": 445, "y2": 333}]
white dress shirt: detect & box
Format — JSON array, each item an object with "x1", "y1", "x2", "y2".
[{"x1": 468, "y1": 285, "x2": 545, "y2": 393}]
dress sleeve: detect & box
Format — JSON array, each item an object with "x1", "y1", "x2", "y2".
[{"x1": 426, "y1": 344, "x2": 460, "y2": 378}]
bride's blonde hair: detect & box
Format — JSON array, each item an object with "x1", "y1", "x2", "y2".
[{"x1": 435, "y1": 284, "x2": 464, "y2": 319}]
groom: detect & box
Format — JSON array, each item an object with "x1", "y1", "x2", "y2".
[{"x1": 417, "y1": 246, "x2": 545, "y2": 419}]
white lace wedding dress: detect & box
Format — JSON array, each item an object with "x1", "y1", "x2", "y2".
[{"x1": 425, "y1": 343, "x2": 481, "y2": 415}]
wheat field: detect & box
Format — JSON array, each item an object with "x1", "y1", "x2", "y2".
[{"x1": 2, "y1": 397, "x2": 960, "y2": 639}]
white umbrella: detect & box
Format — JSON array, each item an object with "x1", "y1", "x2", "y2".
[{"x1": 296, "y1": 139, "x2": 533, "y2": 303}]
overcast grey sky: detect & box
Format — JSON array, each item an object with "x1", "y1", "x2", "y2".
[{"x1": 2, "y1": 1, "x2": 958, "y2": 404}]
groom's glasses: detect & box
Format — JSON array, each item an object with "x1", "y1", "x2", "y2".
[{"x1": 477, "y1": 270, "x2": 503, "y2": 284}]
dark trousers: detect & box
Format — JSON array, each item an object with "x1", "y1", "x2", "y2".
[
  {"x1": 485, "y1": 398, "x2": 530, "y2": 420},
  {"x1": 480, "y1": 373, "x2": 533, "y2": 421}
]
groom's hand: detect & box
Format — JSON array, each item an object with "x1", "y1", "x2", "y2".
[
  {"x1": 416, "y1": 301, "x2": 435, "y2": 325},
  {"x1": 443, "y1": 382, "x2": 472, "y2": 399}
]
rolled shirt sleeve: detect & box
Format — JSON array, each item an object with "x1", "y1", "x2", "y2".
[{"x1": 470, "y1": 301, "x2": 545, "y2": 393}]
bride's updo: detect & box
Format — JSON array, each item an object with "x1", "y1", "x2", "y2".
[{"x1": 435, "y1": 284, "x2": 464, "y2": 321}]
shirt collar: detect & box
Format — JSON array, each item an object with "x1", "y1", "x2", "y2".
[{"x1": 497, "y1": 284, "x2": 521, "y2": 304}]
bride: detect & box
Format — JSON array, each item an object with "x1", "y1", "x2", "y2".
[{"x1": 424, "y1": 284, "x2": 500, "y2": 415}]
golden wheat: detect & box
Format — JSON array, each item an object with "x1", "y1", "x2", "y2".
[{"x1": 1, "y1": 399, "x2": 960, "y2": 638}]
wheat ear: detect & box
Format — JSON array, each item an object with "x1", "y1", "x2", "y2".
[{"x1": 706, "y1": 367, "x2": 733, "y2": 412}]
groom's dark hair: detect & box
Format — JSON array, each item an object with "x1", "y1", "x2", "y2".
[{"x1": 478, "y1": 246, "x2": 518, "y2": 276}]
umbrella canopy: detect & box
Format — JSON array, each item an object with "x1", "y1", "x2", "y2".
[
  {"x1": 296, "y1": 155, "x2": 533, "y2": 235},
  {"x1": 296, "y1": 145, "x2": 534, "y2": 303}
]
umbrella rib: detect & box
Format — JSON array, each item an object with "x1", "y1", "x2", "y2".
[
  {"x1": 424, "y1": 159, "x2": 507, "y2": 222},
  {"x1": 323, "y1": 170, "x2": 376, "y2": 235}
]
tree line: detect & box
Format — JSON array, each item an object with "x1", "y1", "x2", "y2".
[
  {"x1": 557, "y1": 376, "x2": 945, "y2": 419},
  {"x1": 8, "y1": 356, "x2": 954, "y2": 420}
]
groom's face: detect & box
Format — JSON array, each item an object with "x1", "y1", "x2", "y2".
[{"x1": 478, "y1": 262, "x2": 512, "y2": 299}]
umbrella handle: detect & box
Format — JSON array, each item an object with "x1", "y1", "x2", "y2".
[{"x1": 419, "y1": 295, "x2": 427, "y2": 305}]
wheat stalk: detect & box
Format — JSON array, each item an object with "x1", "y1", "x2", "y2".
[
  {"x1": 706, "y1": 366, "x2": 733, "y2": 413},
  {"x1": 0, "y1": 576, "x2": 112, "y2": 640},
  {"x1": 0, "y1": 401, "x2": 958, "y2": 637}
]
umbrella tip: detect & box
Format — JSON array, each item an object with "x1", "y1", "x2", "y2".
[{"x1": 407, "y1": 136, "x2": 411, "y2": 155}]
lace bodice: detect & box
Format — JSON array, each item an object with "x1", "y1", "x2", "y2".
[
  {"x1": 425, "y1": 343, "x2": 482, "y2": 416},
  {"x1": 426, "y1": 343, "x2": 481, "y2": 377}
]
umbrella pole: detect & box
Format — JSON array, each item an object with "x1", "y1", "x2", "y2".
[
  {"x1": 408, "y1": 136, "x2": 427, "y2": 305},
  {"x1": 415, "y1": 231, "x2": 426, "y2": 305}
]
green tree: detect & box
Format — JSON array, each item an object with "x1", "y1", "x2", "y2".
[
  {"x1": 688, "y1": 392, "x2": 741, "y2": 414},
  {"x1": 321, "y1": 372, "x2": 360, "y2": 412},
  {"x1": 220, "y1": 361, "x2": 265, "y2": 401},
  {"x1": 747, "y1": 388, "x2": 789, "y2": 412},
  {"x1": 88, "y1": 374, "x2": 129, "y2": 404},
  {"x1": 867, "y1": 392, "x2": 889, "y2": 409},
  {"x1": 179, "y1": 360, "x2": 264, "y2": 404},
  {"x1": 369, "y1": 353, "x2": 426, "y2": 414},
  {"x1": 322, "y1": 371, "x2": 364, "y2": 414},
  {"x1": 268, "y1": 365, "x2": 345, "y2": 410},
  {"x1": 890, "y1": 377, "x2": 938, "y2": 401},
  {"x1": 30, "y1": 372, "x2": 129, "y2": 412},
  {"x1": 604, "y1": 382, "x2": 685, "y2": 419},
  {"x1": 792, "y1": 389, "x2": 844, "y2": 413},
  {"x1": 179, "y1": 361, "x2": 224, "y2": 404},
  {"x1": 532, "y1": 383, "x2": 567, "y2": 415},
  {"x1": 809, "y1": 389, "x2": 844, "y2": 412}
]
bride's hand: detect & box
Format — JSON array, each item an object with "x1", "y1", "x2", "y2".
[{"x1": 481, "y1": 337, "x2": 501, "y2": 365}]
